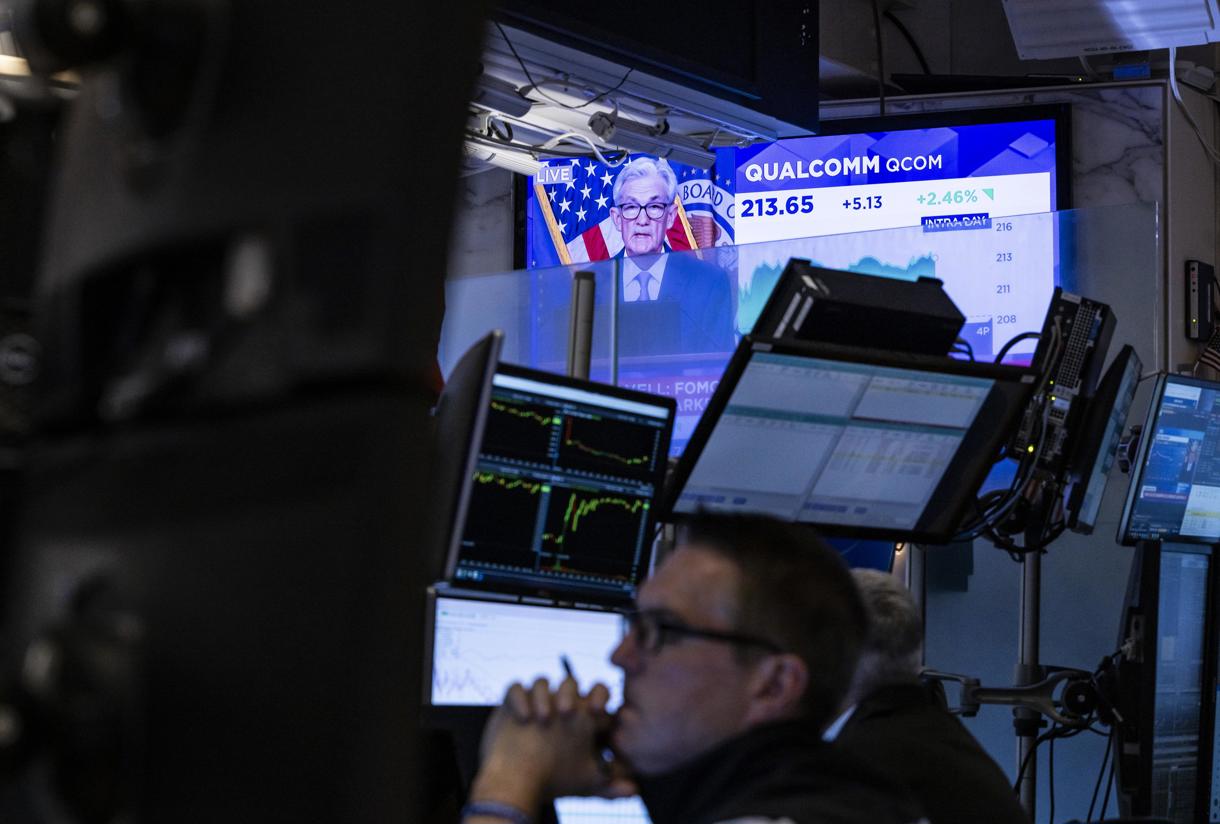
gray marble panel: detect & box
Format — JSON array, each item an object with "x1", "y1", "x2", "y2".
[
  {"x1": 823, "y1": 82, "x2": 1165, "y2": 210},
  {"x1": 447, "y1": 167, "x2": 515, "y2": 279}
]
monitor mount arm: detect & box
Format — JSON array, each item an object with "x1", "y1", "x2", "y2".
[{"x1": 922, "y1": 665, "x2": 1113, "y2": 729}]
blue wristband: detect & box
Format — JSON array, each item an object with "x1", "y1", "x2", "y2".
[{"x1": 460, "y1": 800, "x2": 534, "y2": 824}]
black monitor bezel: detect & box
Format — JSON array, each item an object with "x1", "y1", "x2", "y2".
[
  {"x1": 662, "y1": 336, "x2": 1037, "y2": 543},
  {"x1": 1065, "y1": 344, "x2": 1142, "y2": 534},
  {"x1": 1117, "y1": 373, "x2": 1220, "y2": 546},
  {"x1": 444, "y1": 361, "x2": 675, "y2": 604},
  {"x1": 433, "y1": 330, "x2": 505, "y2": 583}
]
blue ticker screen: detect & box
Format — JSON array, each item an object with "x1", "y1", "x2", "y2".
[
  {"x1": 516, "y1": 113, "x2": 1064, "y2": 457},
  {"x1": 1125, "y1": 378, "x2": 1220, "y2": 542}
]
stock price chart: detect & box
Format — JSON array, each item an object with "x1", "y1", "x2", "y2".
[
  {"x1": 453, "y1": 378, "x2": 669, "y2": 599},
  {"x1": 540, "y1": 489, "x2": 651, "y2": 580}
]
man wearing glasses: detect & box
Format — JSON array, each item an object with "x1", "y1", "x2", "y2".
[
  {"x1": 463, "y1": 514, "x2": 925, "y2": 824},
  {"x1": 609, "y1": 157, "x2": 734, "y2": 354}
]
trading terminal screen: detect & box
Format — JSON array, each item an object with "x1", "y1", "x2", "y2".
[
  {"x1": 426, "y1": 595, "x2": 623, "y2": 708},
  {"x1": 669, "y1": 346, "x2": 1026, "y2": 539},
  {"x1": 1152, "y1": 548, "x2": 1210, "y2": 823},
  {"x1": 449, "y1": 367, "x2": 673, "y2": 601},
  {"x1": 1122, "y1": 376, "x2": 1220, "y2": 543}
]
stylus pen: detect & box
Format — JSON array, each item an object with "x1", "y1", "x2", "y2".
[{"x1": 560, "y1": 655, "x2": 576, "y2": 681}]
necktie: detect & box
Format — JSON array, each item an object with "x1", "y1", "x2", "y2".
[{"x1": 635, "y1": 271, "x2": 654, "y2": 302}]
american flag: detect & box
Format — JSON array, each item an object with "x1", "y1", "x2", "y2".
[{"x1": 532, "y1": 154, "x2": 729, "y2": 266}]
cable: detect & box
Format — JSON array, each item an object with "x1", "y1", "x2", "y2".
[
  {"x1": 1086, "y1": 733, "x2": 1113, "y2": 821},
  {"x1": 995, "y1": 331, "x2": 1042, "y2": 364},
  {"x1": 883, "y1": 10, "x2": 931, "y2": 75},
  {"x1": 1014, "y1": 722, "x2": 1104, "y2": 797},
  {"x1": 953, "y1": 337, "x2": 975, "y2": 361},
  {"x1": 1168, "y1": 46, "x2": 1220, "y2": 168},
  {"x1": 1100, "y1": 752, "x2": 1115, "y2": 819},
  {"x1": 1049, "y1": 726, "x2": 1056, "y2": 824},
  {"x1": 964, "y1": 320, "x2": 1064, "y2": 552},
  {"x1": 464, "y1": 130, "x2": 627, "y2": 166},
  {"x1": 870, "y1": 0, "x2": 886, "y2": 117},
  {"x1": 539, "y1": 131, "x2": 627, "y2": 167},
  {"x1": 495, "y1": 22, "x2": 635, "y2": 112}
]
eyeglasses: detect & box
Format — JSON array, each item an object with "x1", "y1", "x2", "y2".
[
  {"x1": 615, "y1": 202, "x2": 669, "y2": 220},
  {"x1": 621, "y1": 608, "x2": 783, "y2": 655}
]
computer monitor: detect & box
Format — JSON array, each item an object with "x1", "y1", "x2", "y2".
[
  {"x1": 1118, "y1": 374, "x2": 1220, "y2": 545},
  {"x1": 445, "y1": 364, "x2": 675, "y2": 603},
  {"x1": 424, "y1": 590, "x2": 624, "y2": 708},
  {"x1": 1114, "y1": 543, "x2": 1214, "y2": 822},
  {"x1": 1064, "y1": 345, "x2": 1142, "y2": 533},
  {"x1": 431, "y1": 331, "x2": 504, "y2": 581},
  {"x1": 554, "y1": 797, "x2": 652, "y2": 824},
  {"x1": 664, "y1": 337, "x2": 1036, "y2": 542},
  {"x1": 422, "y1": 590, "x2": 652, "y2": 824}
]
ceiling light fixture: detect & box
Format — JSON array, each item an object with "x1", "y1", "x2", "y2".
[{"x1": 586, "y1": 111, "x2": 714, "y2": 169}]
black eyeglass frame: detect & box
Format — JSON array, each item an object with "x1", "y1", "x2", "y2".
[
  {"x1": 614, "y1": 202, "x2": 670, "y2": 220},
  {"x1": 621, "y1": 608, "x2": 783, "y2": 655}
]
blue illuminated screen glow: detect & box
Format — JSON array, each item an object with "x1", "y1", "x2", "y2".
[
  {"x1": 1125, "y1": 378, "x2": 1220, "y2": 543},
  {"x1": 521, "y1": 114, "x2": 1062, "y2": 456}
]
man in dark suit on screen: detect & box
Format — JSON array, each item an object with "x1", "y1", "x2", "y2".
[{"x1": 610, "y1": 157, "x2": 735, "y2": 354}]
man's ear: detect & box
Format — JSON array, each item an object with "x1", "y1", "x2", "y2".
[
  {"x1": 664, "y1": 204, "x2": 678, "y2": 230},
  {"x1": 610, "y1": 207, "x2": 622, "y2": 232},
  {"x1": 746, "y1": 653, "x2": 810, "y2": 725}
]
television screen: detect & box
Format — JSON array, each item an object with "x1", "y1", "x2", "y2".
[
  {"x1": 521, "y1": 107, "x2": 1068, "y2": 456},
  {"x1": 733, "y1": 108, "x2": 1068, "y2": 364},
  {"x1": 1119, "y1": 375, "x2": 1220, "y2": 545}
]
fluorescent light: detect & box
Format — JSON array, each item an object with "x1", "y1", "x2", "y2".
[
  {"x1": 471, "y1": 72, "x2": 531, "y2": 118},
  {"x1": 586, "y1": 111, "x2": 714, "y2": 169},
  {"x1": 462, "y1": 140, "x2": 542, "y2": 177},
  {"x1": 1002, "y1": 0, "x2": 1220, "y2": 59}
]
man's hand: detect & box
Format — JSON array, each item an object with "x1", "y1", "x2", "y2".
[{"x1": 469, "y1": 677, "x2": 637, "y2": 816}]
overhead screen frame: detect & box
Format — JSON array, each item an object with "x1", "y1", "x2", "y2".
[
  {"x1": 662, "y1": 336, "x2": 1037, "y2": 543},
  {"x1": 816, "y1": 102, "x2": 1073, "y2": 212},
  {"x1": 443, "y1": 360, "x2": 676, "y2": 604},
  {"x1": 1118, "y1": 373, "x2": 1220, "y2": 546}
]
